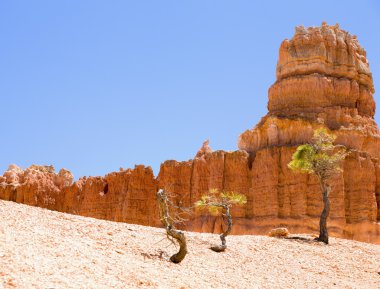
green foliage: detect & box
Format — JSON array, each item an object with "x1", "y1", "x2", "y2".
[
  {"x1": 220, "y1": 191, "x2": 247, "y2": 205},
  {"x1": 208, "y1": 205, "x2": 222, "y2": 216},
  {"x1": 194, "y1": 195, "x2": 213, "y2": 208},
  {"x1": 194, "y1": 188, "x2": 247, "y2": 213},
  {"x1": 287, "y1": 144, "x2": 315, "y2": 173},
  {"x1": 288, "y1": 128, "x2": 348, "y2": 181}
]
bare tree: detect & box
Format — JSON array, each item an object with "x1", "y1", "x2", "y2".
[
  {"x1": 288, "y1": 128, "x2": 348, "y2": 244},
  {"x1": 156, "y1": 189, "x2": 188, "y2": 263},
  {"x1": 195, "y1": 189, "x2": 247, "y2": 252}
]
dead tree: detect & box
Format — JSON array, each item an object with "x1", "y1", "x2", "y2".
[{"x1": 156, "y1": 189, "x2": 188, "y2": 263}]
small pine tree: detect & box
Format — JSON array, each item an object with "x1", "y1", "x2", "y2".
[
  {"x1": 288, "y1": 128, "x2": 348, "y2": 244},
  {"x1": 195, "y1": 189, "x2": 247, "y2": 252}
]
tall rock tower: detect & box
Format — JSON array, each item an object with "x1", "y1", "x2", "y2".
[
  {"x1": 237, "y1": 23, "x2": 380, "y2": 242},
  {"x1": 239, "y1": 22, "x2": 379, "y2": 156}
]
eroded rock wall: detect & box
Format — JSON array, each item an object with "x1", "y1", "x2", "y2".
[{"x1": 1, "y1": 148, "x2": 379, "y2": 243}]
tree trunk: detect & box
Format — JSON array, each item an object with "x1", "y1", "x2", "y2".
[
  {"x1": 317, "y1": 182, "x2": 330, "y2": 244},
  {"x1": 156, "y1": 189, "x2": 188, "y2": 263},
  {"x1": 211, "y1": 206, "x2": 232, "y2": 252},
  {"x1": 166, "y1": 225, "x2": 187, "y2": 263}
]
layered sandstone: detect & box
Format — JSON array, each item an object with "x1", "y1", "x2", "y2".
[
  {"x1": 0, "y1": 23, "x2": 379, "y2": 244},
  {"x1": 237, "y1": 22, "x2": 380, "y2": 243},
  {"x1": 239, "y1": 22, "x2": 379, "y2": 157}
]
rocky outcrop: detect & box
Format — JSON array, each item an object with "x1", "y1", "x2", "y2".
[
  {"x1": 237, "y1": 22, "x2": 380, "y2": 243},
  {"x1": 276, "y1": 23, "x2": 373, "y2": 92},
  {"x1": 195, "y1": 140, "x2": 213, "y2": 158},
  {"x1": 0, "y1": 164, "x2": 73, "y2": 209},
  {"x1": 1, "y1": 23, "x2": 379, "y2": 244},
  {"x1": 239, "y1": 23, "x2": 379, "y2": 156}
]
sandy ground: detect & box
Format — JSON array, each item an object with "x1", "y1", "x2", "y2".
[{"x1": 0, "y1": 200, "x2": 379, "y2": 289}]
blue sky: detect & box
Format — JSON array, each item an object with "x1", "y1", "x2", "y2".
[{"x1": 1, "y1": 1, "x2": 379, "y2": 178}]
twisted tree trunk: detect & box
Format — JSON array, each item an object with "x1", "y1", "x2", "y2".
[
  {"x1": 156, "y1": 189, "x2": 187, "y2": 263},
  {"x1": 317, "y1": 182, "x2": 330, "y2": 244},
  {"x1": 166, "y1": 226, "x2": 187, "y2": 263},
  {"x1": 211, "y1": 205, "x2": 232, "y2": 252}
]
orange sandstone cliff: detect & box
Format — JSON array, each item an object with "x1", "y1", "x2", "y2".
[{"x1": 1, "y1": 23, "x2": 379, "y2": 244}]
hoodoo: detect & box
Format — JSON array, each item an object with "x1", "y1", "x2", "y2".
[
  {"x1": 1, "y1": 23, "x2": 379, "y2": 244},
  {"x1": 239, "y1": 22, "x2": 379, "y2": 157}
]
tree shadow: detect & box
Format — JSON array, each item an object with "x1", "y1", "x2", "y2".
[{"x1": 284, "y1": 235, "x2": 323, "y2": 245}]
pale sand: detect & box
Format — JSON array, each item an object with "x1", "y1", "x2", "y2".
[{"x1": 0, "y1": 200, "x2": 379, "y2": 289}]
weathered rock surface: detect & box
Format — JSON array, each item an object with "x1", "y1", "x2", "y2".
[
  {"x1": 239, "y1": 23, "x2": 379, "y2": 156},
  {"x1": 237, "y1": 22, "x2": 380, "y2": 243},
  {"x1": 195, "y1": 139, "x2": 213, "y2": 158},
  {"x1": 276, "y1": 22, "x2": 374, "y2": 93},
  {"x1": 0, "y1": 23, "x2": 379, "y2": 244},
  {"x1": 269, "y1": 227, "x2": 290, "y2": 238},
  {"x1": 0, "y1": 164, "x2": 73, "y2": 210}
]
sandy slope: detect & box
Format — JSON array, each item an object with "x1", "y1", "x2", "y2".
[{"x1": 0, "y1": 200, "x2": 379, "y2": 289}]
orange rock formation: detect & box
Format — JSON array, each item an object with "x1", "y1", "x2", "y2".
[{"x1": 1, "y1": 23, "x2": 379, "y2": 244}]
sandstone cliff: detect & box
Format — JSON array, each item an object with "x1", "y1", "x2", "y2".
[{"x1": 1, "y1": 23, "x2": 379, "y2": 244}]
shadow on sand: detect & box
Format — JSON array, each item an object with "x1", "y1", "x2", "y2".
[{"x1": 284, "y1": 235, "x2": 324, "y2": 245}]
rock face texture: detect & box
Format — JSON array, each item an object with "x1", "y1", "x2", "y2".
[
  {"x1": 1, "y1": 23, "x2": 379, "y2": 244},
  {"x1": 237, "y1": 23, "x2": 380, "y2": 243},
  {"x1": 239, "y1": 22, "x2": 379, "y2": 157},
  {"x1": 195, "y1": 139, "x2": 213, "y2": 158}
]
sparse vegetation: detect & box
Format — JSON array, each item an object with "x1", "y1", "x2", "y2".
[
  {"x1": 195, "y1": 189, "x2": 247, "y2": 252},
  {"x1": 156, "y1": 189, "x2": 188, "y2": 263},
  {"x1": 288, "y1": 128, "x2": 348, "y2": 244}
]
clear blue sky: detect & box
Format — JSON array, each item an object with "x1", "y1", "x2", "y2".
[{"x1": 1, "y1": 1, "x2": 379, "y2": 178}]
